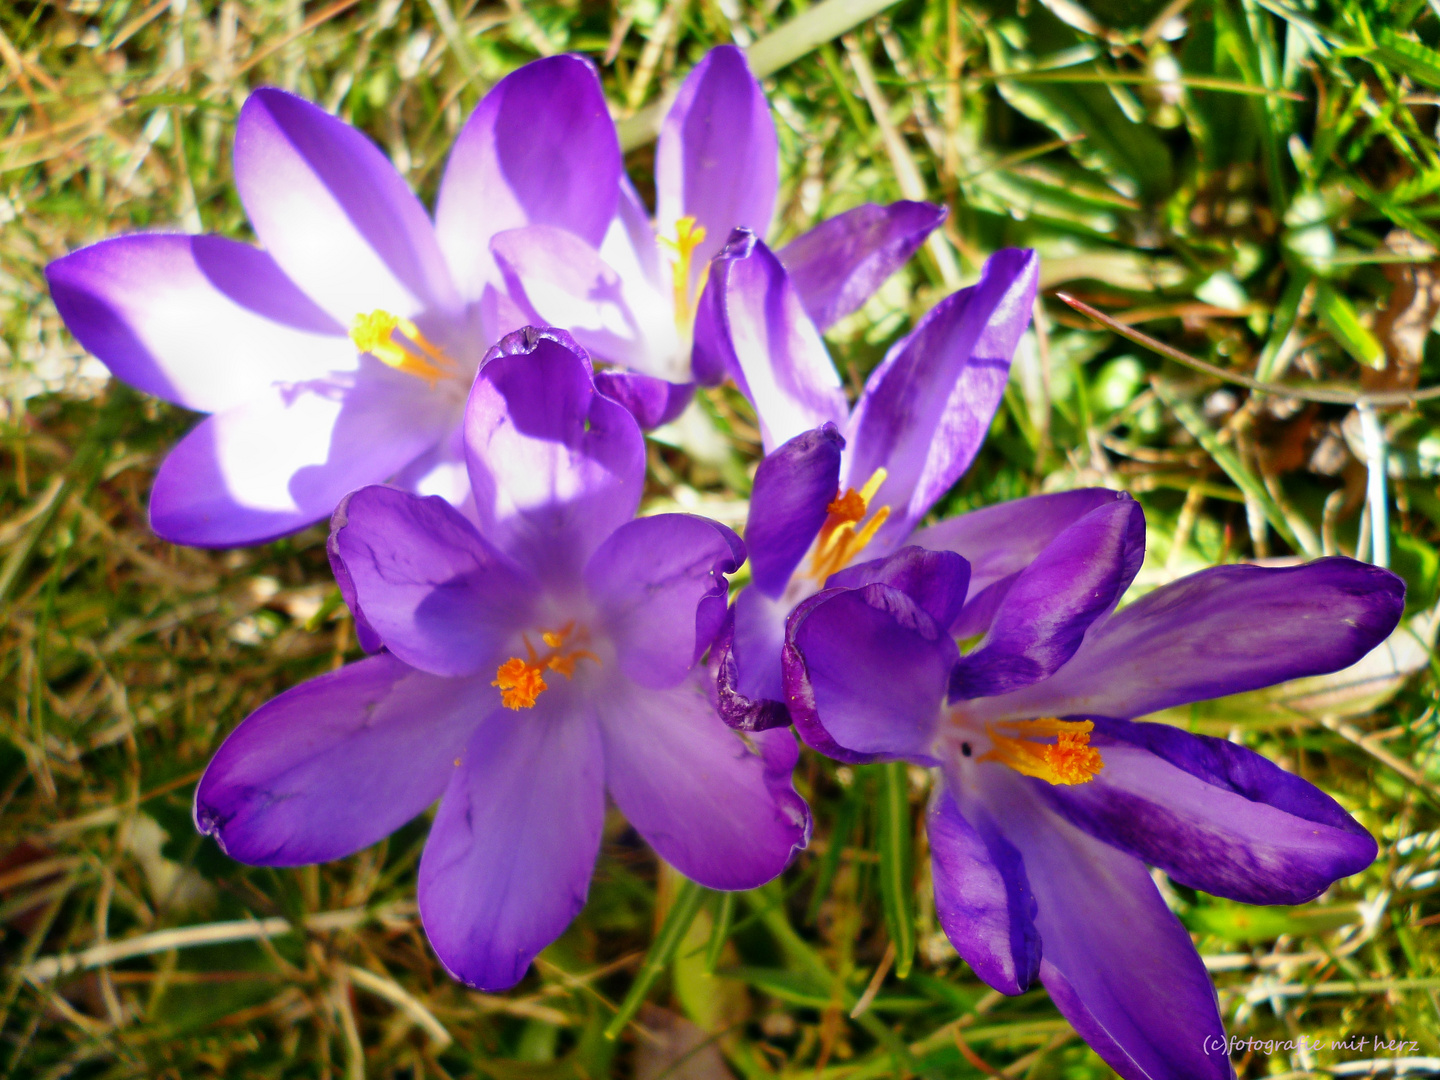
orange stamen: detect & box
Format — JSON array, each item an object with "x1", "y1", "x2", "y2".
[
  {"x1": 977, "y1": 718, "x2": 1104, "y2": 786},
  {"x1": 491, "y1": 624, "x2": 600, "y2": 710},
  {"x1": 809, "y1": 468, "x2": 891, "y2": 582},
  {"x1": 350, "y1": 310, "x2": 459, "y2": 386}
]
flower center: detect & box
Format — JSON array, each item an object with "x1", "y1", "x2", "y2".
[
  {"x1": 808, "y1": 468, "x2": 892, "y2": 582},
  {"x1": 350, "y1": 310, "x2": 461, "y2": 386},
  {"x1": 492, "y1": 622, "x2": 600, "y2": 710},
  {"x1": 977, "y1": 718, "x2": 1104, "y2": 786},
  {"x1": 658, "y1": 216, "x2": 708, "y2": 332}
]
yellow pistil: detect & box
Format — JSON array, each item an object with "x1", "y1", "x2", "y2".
[
  {"x1": 350, "y1": 310, "x2": 460, "y2": 386},
  {"x1": 492, "y1": 622, "x2": 600, "y2": 710},
  {"x1": 977, "y1": 718, "x2": 1104, "y2": 786},
  {"x1": 808, "y1": 467, "x2": 892, "y2": 582},
  {"x1": 658, "y1": 216, "x2": 709, "y2": 331}
]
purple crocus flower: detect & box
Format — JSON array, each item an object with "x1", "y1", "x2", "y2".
[
  {"x1": 192, "y1": 327, "x2": 809, "y2": 990},
  {"x1": 782, "y1": 490, "x2": 1404, "y2": 1080},
  {"x1": 489, "y1": 44, "x2": 946, "y2": 423},
  {"x1": 46, "y1": 57, "x2": 624, "y2": 547},
  {"x1": 703, "y1": 235, "x2": 1040, "y2": 731}
]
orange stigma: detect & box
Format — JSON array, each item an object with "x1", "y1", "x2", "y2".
[
  {"x1": 492, "y1": 623, "x2": 600, "y2": 710},
  {"x1": 350, "y1": 310, "x2": 460, "y2": 386},
  {"x1": 658, "y1": 216, "x2": 708, "y2": 330},
  {"x1": 808, "y1": 468, "x2": 891, "y2": 582},
  {"x1": 977, "y1": 718, "x2": 1104, "y2": 786}
]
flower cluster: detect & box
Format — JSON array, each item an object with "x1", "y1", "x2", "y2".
[{"x1": 48, "y1": 43, "x2": 1407, "y2": 1080}]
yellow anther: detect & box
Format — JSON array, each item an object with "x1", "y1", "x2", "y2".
[
  {"x1": 977, "y1": 718, "x2": 1104, "y2": 786},
  {"x1": 492, "y1": 625, "x2": 600, "y2": 710},
  {"x1": 658, "y1": 216, "x2": 709, "y2": 331},
  {"x1": 349, "y1": 309, "x2": 459, "y2": 386},
  {"x1": 809, "y1": 467, "x2": 891, "y2": 582}
]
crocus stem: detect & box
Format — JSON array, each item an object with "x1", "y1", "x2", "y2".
[
  {"x1": 604, "y1": 877, "x2": 707, "y2": 1040},
  {"x1": 704, "y1": 891, "x2": 737, "y2": 974},
  {"x1": 876, "y1": 761, "x2": 915, "y2": 980}
]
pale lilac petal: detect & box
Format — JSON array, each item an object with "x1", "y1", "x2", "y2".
[
  {"x1": 149, "y1": 368, "x2": 452, "y2": 547},
  {"x1": 971, "y1": 557, "x2": 1406, "y2": 723},
  {"x1": 1043, "y1": 719, "x2": 1377, "y2": 904},
  {"x1": 328, "y1": 485, "x2": 535, "y2": 678},
  {"x1": 47, "y1": 234, "x2": 352, "y2": 413},
  {"x1": 419, "y1": 680, "x2": 604, "y2": 991},
  {"x1": 845, "y1": 249, "x2": 1039, "y2": 547},
  {"x1": 785, "y1": 583, "x2": 953, "y2": 764},
  {"x1": 464, "y1": 329, "x2": 645, "y2": 580},
  {"x1": 826, "y1": 546, "x2": 970, "y2": 632},
  {"x1": 600, "y1": 176, "x2": 665, "y2": 295},
  {"x1": 710, "y1": 588, "x2": 792, "y2": 732},
  {"x1": 746, "y1": 423, "x2": 844, "y2": 597},
  {"x1": 928, "y1": 786, "x2": 1039, "y2": 995},
  {"x1": 711, "y1": 231, "x2": 848, "y2": 453},
  {"x1": 950, "y1": 497, "x2": 1144, "y2": 699},
  {"x1": 234, "y1": 88, "x2": 459, "y2": 323},
  {"x1": 436, "y1": 55, "x2": 620, "y2": 301},
  {"x1": 597, "y1": 672, "x2": 808, "y2": 890},
  {"x1": 656, "y1": 45, "x2": 777, "y2": 298},
  {"x1": 779, "y1": 202, "x2": 946, "y2": 331},
  {"x1": 974, "y1": 767, "x2": 1232, "y2": 1080},
  {"x1": 593, "y1": 370, "x2": 693, "y2": 430},
  {"x1": 194, "y1": 653, "x2": 482, "y2": 866},
  {"x1": 586, "y1": 514, "x2": 745, "y2": 689}
]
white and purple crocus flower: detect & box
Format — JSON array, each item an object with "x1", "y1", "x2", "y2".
[
  {"x1": 781, "y1": 490, "x2": 1404, "y2": 1080},
  {"x1": 192, "y1": 327, "x2": 809, "y2": 990}
]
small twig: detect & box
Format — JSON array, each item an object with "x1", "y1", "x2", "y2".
[
  {"x1": 848, "y1": 941, "x2": 894, "y2": 1019},
  {"x1": 347, "y1": 965, "x2": 452, "y2": 1049}
]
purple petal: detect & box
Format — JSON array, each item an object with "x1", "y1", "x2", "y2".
[
  {"x1": 928, "y1": 785, "x2": 1039, "y2": 995},
  {"x1": 972, "y1": 557, "x2": 1406, "y2": 722},
  {"x1": 827, "y1": 546, "x2": 971, "y2": 632},
  {"x1": 419, "y1": 681, "x2": 604, "y2": 991},
  {"x1": 149, "y1": 371, "x2": 451, "y2": 547},
  {"x1": 436, "y1": 55, "x2": 620, "y2": 301},
  {"x1": 779, "y1": 202, "x2": 947, "y2": 331},
  {"x1": 785, "y1": 584, "x2": 952, "y2": 764},
  {"x1": 949, "y1": 497, "x2": 1145, "y2": 699},
  {"x1": 46, "y1": 234, "x2": 350, "y2": 413},
  {"x1": 1042, "y1": 718, "x2": 1377, "y2": 904},
  {"x1": 234, "y1": 88, "x2": 458, "y2": 323},
  {"x1": 975, "y1": 766, "x2": 1232, "y2": 1080},
  {"x1": 593, "y1": 369, "x2": 694, "y2": 430},
  {"x1": 845, "y1": 249, "x2": 1039, "y2": 546},
  {"x1": 710, "y1": 231, "x2": 849, "y2": 453},
  {"x1": 464, "y1": 328, "x2": 645, "y2": 579},
  {"x1": 586, "y1": 514, "x2": 746, "y2": 689},
  {"x1": 194, "y1": 653, "x2": 481, "y2": 866},
  {"x1": 598, "y1": 673, "x2": 809, "y2": 889},
  {"x1": 746, "y1": 423, "x2": 844, "y2": 597},
  {"x1": 710, "y1": 589, "x2": 792, "y2": 732},
  {"x1": 327, "y1": 486, "x2": 535, "y2": 678},
  {"x1": 656, "y1": 45, "x2": 777, "y2": 298}
]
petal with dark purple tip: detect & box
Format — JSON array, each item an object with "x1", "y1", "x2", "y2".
[
  {"x1": 785, "y1": 583, "x2": 952, "y2": 764},
  {"x1": 746, "y1": 423, "x2": 844, "y2": 597},
  {"x1": 47, "y1": 234, "x2": 351, "y2": 413},
  {"x1": 949, "y1": 497, "x2": 1144, "y2": 699},
  {"x1": 827, "y1": 546, "x2": 971, "y2": 632},
  {"x1": 845, "y1": 249, "x2": 1039, "y2": 547},
  {"x1": 598, "y1": 673, "x2": 809, "y2": 890},
  {"x1": 779, "y1": 201, "x2": 947, "y2": 331},
  {"x1": 234, "y1": 89, "x2": 458, "y2": 322},
  {"x1": 418, "y1": 682, "x2": 604, "y2": 992},
  {"x1": 587, "y1": 514, "x2": 746, "y2": 689},
  {"x1": 593, "y1": 370, "x2": 694, "y2": 430},
  {"x1": 710, "y1": 590, "x2": 792, "y2": 732},
  {"x1": 194, "y1": 653, "x2": 483, "y2": 866}
]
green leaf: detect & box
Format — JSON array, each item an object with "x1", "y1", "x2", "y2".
[
  {"x1": 604, "y1": 878, "x2": 707, "y2": 1040},
  {"x1": 1314, "y1": 283, "x2": 1385, "y2": 370},
  {"x1": 1376, "y1": 28, "x2": 1440, "y2": 91},
  {"x1": 875, "y1": 761, "x2": 915, "y2": 979}
]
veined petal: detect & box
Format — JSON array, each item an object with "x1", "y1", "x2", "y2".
[
  {"x1": 328, "y1": 486, "x2": 535, "y2": 678},
  {"x1": 149, "y1": 369, "x2": 451, "y2": 547},
  {"x1": 598, "y1": 672, "x2": 809, "y2": 890},
  {"x1": 970, "y1": 557, "x2": 1406, "y2": 723},
  {"x1": 1043, "y1": 718, "x2": 1377, "y2": 904},
  {"x1": 592, "y1": 370, "x2": 694, "y2": 430},
  {"x1": 746, "y1": 423, "x2": 844, "y2": 597},
  {"x1": 779, "y1": 202, "x2": 947, "y2": 331},
  {"x1": 785, "y1": 583, "x2": 953, "y2": 764},
  {"x1": 827, "y1": 546, "x2": 971, "y2": 632},
  {"x1": 436, "y1": 55, "x2": 620, "y2": 301},
  {"x1": 949, "y1": 497, "x2": 1145, "y2": 699},
  {"x1": 234, "y1": 88, "x2": 459, "y2": 323},
  {"x1": 586, "y1": 514, "x2": 746, "y2": 689},
  {"x1": 656, "y1": 45, "x2": 777, "y2": 298},
  {"x1": 194, "y1": 653, "x2": 482, "y2": 866},
  {"x1": 419, "y1": 681, "x2": 604, "y2": 991},
  {"x1": 464, "y1": 328, "x2": 645, "y2": 580},
  {"x1": 711, "y1": 589, "x2": 792, "y2": 732},
  {"x1": 47, "y1": 234, "x2": 352, "y2": 413},
  {"x1": 845, "y1": 249, "x2": 1039, "y2": 547}
]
